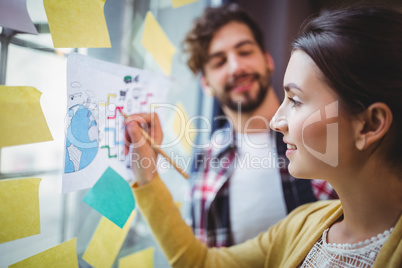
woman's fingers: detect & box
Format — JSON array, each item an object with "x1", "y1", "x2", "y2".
[
  {"x1": 124, "y1": 113, "x2": 162, "y2": 185},
  {"x1": 125, "y1": 113, "x2": 163, "y2": 146},
  {"x1": 149, "y1": 113, "x2": 163, "y2": 145}
]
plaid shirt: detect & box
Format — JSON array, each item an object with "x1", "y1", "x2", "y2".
[{"x1": 187, "y1": 126, "x2": 338, "y2": 247}]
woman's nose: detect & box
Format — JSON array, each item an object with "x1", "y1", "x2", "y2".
[{"x1": 270, "y1": 114, "x2": 288, "y2": 132}]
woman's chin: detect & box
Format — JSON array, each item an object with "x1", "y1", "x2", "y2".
[{"x1": 287, "y1": 163, "x2": 310, "y2": 180}]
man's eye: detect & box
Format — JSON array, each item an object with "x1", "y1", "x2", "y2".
[
  {"x1": 210, "y1": 58, "x2": 226, "y2": 68},
  {"x1": 239, "y1": 50, "x2": 253, "y2": 56},
  {"x1": 287, "y1": 97, "x2": 302, "y2": 107}
]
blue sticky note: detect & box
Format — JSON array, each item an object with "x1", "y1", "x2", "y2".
[{"x1": 83, "y1": 167, "x2": 135, "y2": 228}]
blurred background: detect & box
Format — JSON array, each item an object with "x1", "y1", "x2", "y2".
[{"x1": 1, "y1": 0, "x2": 401, "y2": 267}]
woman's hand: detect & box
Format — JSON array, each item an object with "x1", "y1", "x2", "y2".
[{"x1": 124, "y1": 113, "x2": 163, "y2": 186}]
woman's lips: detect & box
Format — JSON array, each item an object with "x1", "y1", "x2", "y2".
[{"x1": 284, "y1": 140, "x2": 297, "y2": 157}]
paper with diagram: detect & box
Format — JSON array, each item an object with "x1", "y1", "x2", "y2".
[{"x1": 63, "y1": 52, "x2": 171, "y2": 193}]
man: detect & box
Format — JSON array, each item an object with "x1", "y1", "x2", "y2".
[{"x1": 182, "y1": 3, "x2": 337, "y2": 247}]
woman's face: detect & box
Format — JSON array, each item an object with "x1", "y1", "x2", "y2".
[{"x1": 271, "y1": 50, "x2": 356, "y2": 180}]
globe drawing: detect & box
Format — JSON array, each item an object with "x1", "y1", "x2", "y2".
[{"x1": 64, "y1": 104, "x2": 98, "y2": 173}]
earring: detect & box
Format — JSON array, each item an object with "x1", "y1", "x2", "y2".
[{"x1": 205, "y1": 88, "x2": 214, "y2": 97}]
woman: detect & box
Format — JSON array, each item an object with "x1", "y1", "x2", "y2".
[{"x1": 124, "y1": 6, "x2": 402, "y2": 267}]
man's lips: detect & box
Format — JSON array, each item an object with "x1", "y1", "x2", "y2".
[
  {"x1": 226, "y1": 74, "x2": 258, "y2": 93},
  {"x1": 232, "y1": 81, "x2": 253, "y2": 93}
]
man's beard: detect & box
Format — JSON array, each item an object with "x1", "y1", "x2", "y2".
[{"x1": 214, "y1": 69, "x2": 270, "y2": 113}]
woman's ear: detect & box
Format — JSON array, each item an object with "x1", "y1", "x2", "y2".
[
  {"x1": 201, "y1": 75, "x2": 214, "y2": 96},
  {"x1": 354, "y1": 102, "x2": 393, "y2": 150}
]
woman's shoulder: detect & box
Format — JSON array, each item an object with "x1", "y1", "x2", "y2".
[
  {"x1": 294, "y1": 199, "x2": 341, "y2": 214},
  {"x1": 287, "y1": 199, "x2": 342, "y2": 222},
  {"x1": 262, "y1": 200, "x2": 343, "y2": 265},
  {"x1": 272, "y1": 199, "x2": 342, "y2": 234}
]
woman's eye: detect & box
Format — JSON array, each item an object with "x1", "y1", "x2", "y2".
[{"x1": 287, "y1": 97, "x2": 301, "y2": 107}]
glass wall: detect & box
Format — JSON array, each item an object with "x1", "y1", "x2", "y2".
[{"x1": 0, "y1": 0, "x2": 216, "y2": 267}]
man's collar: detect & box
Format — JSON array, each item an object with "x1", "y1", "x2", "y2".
[{"x1": 210, "y1": 123, "x2": 236, "y2": 158}]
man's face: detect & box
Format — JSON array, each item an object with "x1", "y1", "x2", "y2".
[{"x1": 202, "y1": 21, "x2": 273, "y2": 113}]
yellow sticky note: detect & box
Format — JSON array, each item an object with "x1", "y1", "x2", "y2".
[
  {"x1": 174, "y1": 201, "x2": 182, "y2": 210},
  {"x1": 0, "y1": 178, "x2": 41, "y2": 244},
  {"x1": 172, "y1": 103, "x2": 197, "y2": 153},
  {"x1": 83, "y1": 210, "x2": 136, "y2": 268},
  {"x1": 142, "y1": 11, "x2": 176, "y2": 75},
  {"x1": 171, "y1": 0, "x2": 198, "y2": 8},
  {"x1": 118, "y1": 247, "x2": 154, "y2": 268},
  {"x1": 0, "y1": 86, "x2": 53, "y2": 148},
  {"x1": 9, "y1": 238, "x2": 78, "y2": 267},
  {"x1": 43, "y1": 0, "x2": 111, "y2": 48}
]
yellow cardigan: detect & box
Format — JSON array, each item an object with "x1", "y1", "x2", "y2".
[{"x1": 132, "y1": 175, "x2": 402, "y2": 268}]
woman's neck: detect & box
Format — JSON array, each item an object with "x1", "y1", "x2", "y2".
[{"x1": 327, "y1": 160, "x2": 401, "y2": 244}]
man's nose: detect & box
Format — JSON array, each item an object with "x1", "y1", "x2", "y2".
[{"x1": 227, "y1": 53, "x2": 243, "y2": 75}]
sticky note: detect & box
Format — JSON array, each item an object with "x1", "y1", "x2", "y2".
[
  {"x1": 83, "y1": 167, "x2": 135, "y2": 228},
  {"x1": 0, "y1": 86, "x2": 53, "y2": 148},
  {"x1": 83, "y1": 210, "x2": 136, "y2": 268},
  {"x1": 43, "y1": 0, "x2": 111, "y2": 48},
  {"x1": 174, "y1": 201, "x2": 182, "y2": 210},
  {"x1": 118, "y1": 247, "x2": 154, "y2": 268},
  {"x1": 0, "y1": 0, "x2": 38, "y2": 34},
  {"x1": 171, "y1": 0, "x2": 198, "y2": 8},
  {"x1": 0, "y1": 178, "x2": 41, "y2": 244},
  {"x1": 142, "y1": 11, "x2": 176, "y2": 75},
  {"x1": 9, "y1": 238, "x2": 78, "y2": 267},
  {"x1": 172, "y1": 103, "x2": 197, "y2": 153}
]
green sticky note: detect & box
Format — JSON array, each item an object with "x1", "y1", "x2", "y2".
[{"x1": 83, "y1": 167, "x2": 135, "y2": 228}]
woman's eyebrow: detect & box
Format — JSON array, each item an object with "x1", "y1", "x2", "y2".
[{"x1": 284, "y1": 83, "x2": 303, "y2": 92}]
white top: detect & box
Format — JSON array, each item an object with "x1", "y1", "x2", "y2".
[
  {"x1": 229, "y1": 131, "x2": 287, "y2": 244},
  {"x1": 300, "y1": 227, "x2": 393, "y2": 268}
]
